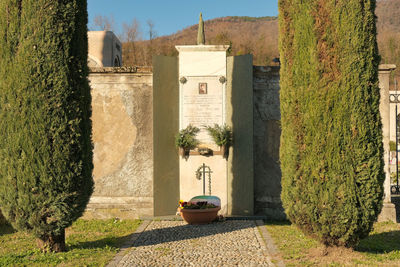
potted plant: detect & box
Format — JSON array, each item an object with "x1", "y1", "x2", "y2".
[
  {"x1": 205, "y1": 124, "x2": 233, "y2": 158},
  {"x1": 175, "y1": 125, "x2": 200, "y2": 158},
  {"x1": 178, "y1": 199, "x2": 221, "y2": 225}
]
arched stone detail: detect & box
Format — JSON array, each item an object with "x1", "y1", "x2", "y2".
[
  {"x1": 88, "y1": 55, "x2": 103, "y2": 68},
  {"x1": 114, "y1": 56, "x2": 121, "y2": 67}
]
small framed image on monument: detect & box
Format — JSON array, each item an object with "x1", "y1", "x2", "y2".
[{"x1": 199, "y1": 83, "x2": 207, "y2": 94}]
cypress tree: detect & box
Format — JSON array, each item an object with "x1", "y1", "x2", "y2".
[
  {"x1": 279, "y1": 0, "x2": 383, "y2": 247},
  {"x1": 0, "y1": 0, "x2": 93, "y2": 252},
  {"x1": 197, "y1": 13, "x2": 205, "y2": 45}
]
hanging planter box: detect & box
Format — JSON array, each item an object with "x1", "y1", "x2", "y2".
[
  {"x1": 219, "y1": 145, "x2": 230, "y2": 159},
  {"x1": 179, "y1": 147, "x2": 190, "y2": 158}
]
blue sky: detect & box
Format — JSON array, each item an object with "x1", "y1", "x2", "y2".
[{"x1": 87, "y1": 0, "x2": 278, "y2": 39}]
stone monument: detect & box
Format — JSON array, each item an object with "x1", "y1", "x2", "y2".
[
  {"x1": 175, "y1": 14, "x2": 253, "y2": 215},
  {"x1": 88, "y1": 31, "x2": 122, "y2": 67}
]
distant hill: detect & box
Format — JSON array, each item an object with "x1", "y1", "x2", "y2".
[
  {"x1": 376, "y1": 0, "x2": 400, "y2": 33},
  {"x1": 376, "y1": 0, "x2": 400, "y2": 78},
  {"x1": 123, "y1": 16, "x2": 279, "y2": 66},
  {"x1": 123, "y1": 0, "x2": 400, "y2": 76}
]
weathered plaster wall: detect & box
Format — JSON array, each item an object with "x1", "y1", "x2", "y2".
[
  {"x1": 253, "y1": 66, "x2": 285, "y2": 219},
  {"x1": 84, "y1": 67, "x2": 153, "y2": 219},
  {"x1": 84, "y1": 65, "x2": 284, "y2": 219}
]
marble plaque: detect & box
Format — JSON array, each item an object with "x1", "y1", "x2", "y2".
[{"x1": 181, "y1": 76, "x2": 225, "y2": 144}]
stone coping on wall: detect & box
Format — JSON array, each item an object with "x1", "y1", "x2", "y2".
[
  {"x1": 89, "y1": 64, "x2": 394, "y2": 74},
  {"x1": 254, "y1": 65, "x2": 396, "y2": 73},
  {"x1": 89, "y1": 66, "x2": 152, "y2": 73},
  {"x1": 90, "y1": 66, "x2": 283, "y2": 74}
]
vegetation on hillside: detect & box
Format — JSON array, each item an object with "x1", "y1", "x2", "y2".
[
  {"x1": 376, "y1": 0, "x2": 400, "y2": 80},
  {"x1": 279, "y1": 0, "x2": 383, "y2": 247},
  {"x1": 91, "y1": 0, "x2": 399, "y2": 75}
]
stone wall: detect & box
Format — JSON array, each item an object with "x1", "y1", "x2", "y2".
[
  {"x1": 85, "y1": 64, "x2": 396, "y2": 221},
  {"x1": 253, "y1": 66, "x2": 285, "y2": 219},
  {"x1": 83, "y1": 65, "x2": 285, "y2": 219},
  {"x1": 84, "y1": 67, "x2": 154, "y2": 219},
  {"x1": 0, "y1": 64, "x2": 394, "y2": 221}
]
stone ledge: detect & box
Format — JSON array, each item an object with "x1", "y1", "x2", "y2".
[
  {"x1": 83, "y1": 206, "x2": 153, "y2": 220},
  {"x1": 379, "y1": 64, "x2": 396, "y2": 71},
  {"x1": 89, "y1": 66, "x2": 152, "y2": 73}
]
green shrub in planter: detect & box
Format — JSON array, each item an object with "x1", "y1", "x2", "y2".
[
  {"x1": 205, "y1": 124, "x2": 233, "y2": 147},
  {"x1": 175, "y1": 125, "x2": 200, "y2": 154}
]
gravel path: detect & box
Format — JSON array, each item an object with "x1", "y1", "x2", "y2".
[{"x1": 116, "y1": 220, "x2": 273, "y2": 267}]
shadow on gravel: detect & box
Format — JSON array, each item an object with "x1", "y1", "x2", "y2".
[{"x1": 129, "y1": 220, "x2": 257, "y2": 247}]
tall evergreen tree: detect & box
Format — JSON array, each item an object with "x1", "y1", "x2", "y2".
[
  {"x1": 197, "y1": 13, "x2": 205, "y2": 45},
  {"x1": 279, "y1": 0, "x2": 383, "y2": 247},
  {"x1": 0, "y1": 0, "x2": 93, "y2": 252}
]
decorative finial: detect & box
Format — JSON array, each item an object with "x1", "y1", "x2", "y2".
[{"x1": 197, "y1": 13, "x2": 205, "y2": 45}]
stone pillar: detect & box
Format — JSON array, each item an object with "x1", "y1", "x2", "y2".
[{"x1": 378, "y1": 64, "x2": 397, "y2": 222}]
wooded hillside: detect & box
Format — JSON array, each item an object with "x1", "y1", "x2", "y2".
[{"x1": 121, "y1": 0, "x2": 400, "y2": 77}]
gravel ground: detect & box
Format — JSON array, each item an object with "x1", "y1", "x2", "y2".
[{"x1": 117, "y1": 220, "x2": 273, "y2": 267}]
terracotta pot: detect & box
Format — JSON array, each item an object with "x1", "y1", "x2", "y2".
[{"x1": 179, "y1": 207, "x2": 221, "y2": 225}]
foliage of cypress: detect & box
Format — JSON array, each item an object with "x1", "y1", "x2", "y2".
[
  {"x1": 279, "y1": 0, "x2": 383, "y2": 247},
  {"x1": 197, "y1": 13, "x2": 205, "y2": 45},
  {"x1": 0, "y1": 0, "x2": 93, "y2": 251}
]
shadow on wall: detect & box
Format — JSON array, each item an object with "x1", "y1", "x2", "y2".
[
  {"x1": 253, "y1": 66, "x2": 286, "y2": 220},
  {"x1": 228, "y1": 55, "x2": 254, "y2": 216},
  {"x1": 228, "y1": 58, "x2": 286, "y2": 219}
]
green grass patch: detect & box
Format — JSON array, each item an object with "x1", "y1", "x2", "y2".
[
  {"x1": 0, "y1": 218, "x2": 141, "y2": 266},
  {"x1": 265, "y1": 220, "x2": 400, "y2": 266}
]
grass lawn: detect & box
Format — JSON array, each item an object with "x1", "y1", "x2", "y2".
[
  {"x1": 0, "y1": 219, "x2": 141, "y2": 266},
  {"x1": 266, "y1": 221, "x2": 400, "y2": 266}
]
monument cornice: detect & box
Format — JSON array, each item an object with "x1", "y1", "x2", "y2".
[{"x1": 175, "y1": 45, "x2": 230, "y2": 52}]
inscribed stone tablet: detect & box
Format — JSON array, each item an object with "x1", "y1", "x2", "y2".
[{"x1": 181, "y1": 76, "x2": 225, "y2": 144}]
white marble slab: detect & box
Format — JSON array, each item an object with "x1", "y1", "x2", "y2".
[
  {"x1": 180, "y1": 76, "x2": 226, "y2": 145},
  {"x1": 176, "y1": 45, "x2": 229, "y2": 76}
]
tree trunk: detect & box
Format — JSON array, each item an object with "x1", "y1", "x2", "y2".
[{"x1": 37, "y1": 229, "x2": 66, "y2": 252}]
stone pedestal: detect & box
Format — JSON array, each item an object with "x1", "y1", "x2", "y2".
[
  {"x1": 378, "y1": 64, "x2": 397, "y2": 222},
  {"x1": 378, "y1": 203, "x2": 397, "y2": 222}
]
